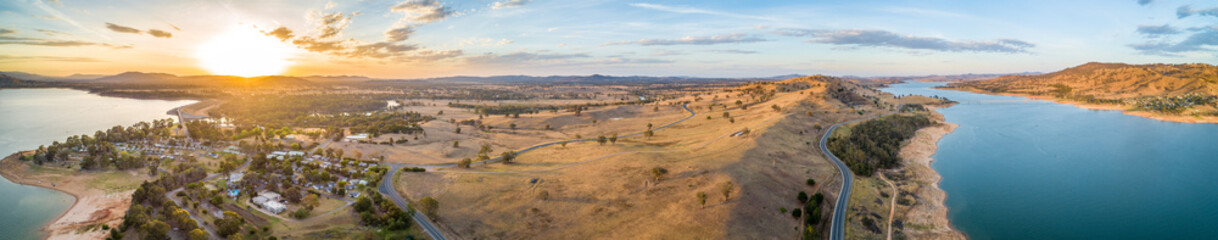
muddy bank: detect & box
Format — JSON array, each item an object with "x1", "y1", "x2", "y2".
[
  {"x1": 898, "y1": 109, "x2": 965, "y2": 240},
  {"x1": 0, "y1": 153, "x2": 141, "y2": 240}
]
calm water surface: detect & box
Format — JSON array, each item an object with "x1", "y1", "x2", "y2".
[
  {"x1": 0, "y1": 88, "x2": 194, "y2": 240},
  {"x1": 881, "y1": 82, "x2": 1218, "y2": 239}
]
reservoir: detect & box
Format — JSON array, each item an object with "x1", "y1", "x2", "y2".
[
  {"x1": 881, "y1": 82, "x2": 1218, "y2": 239},
  {"x1": 0, "y1": 88, "x2": 195, "y2": 240}
]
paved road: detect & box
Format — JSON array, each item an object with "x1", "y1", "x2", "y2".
[
  {"x1": 821, "y1": 113, "x2": 890, "y2": 240},
  {"x1": 375, "y1": 103, "x2": 695, "y2": 240},
  {"x1": 378, "y1": 165, "x2": 447, "y2": 240}
]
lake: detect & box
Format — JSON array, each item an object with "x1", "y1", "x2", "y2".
[
  {"x1": 0, "y1": 88, "x2": 195, "y2": 240},
  {"x1": 880, "y1": 82, "x2": 1218, "y2": 239}
]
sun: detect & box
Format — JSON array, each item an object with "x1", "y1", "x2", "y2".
[{"x1": 195, "y1": 26, "x2": 298, "y2": 77}]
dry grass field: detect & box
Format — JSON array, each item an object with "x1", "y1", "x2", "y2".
[{"x1": 386, "y1": 76, "x2": 914, "y2": 239}]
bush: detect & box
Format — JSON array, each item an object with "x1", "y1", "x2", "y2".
[
  {"x1": 806, "y1": 178, "x2": 816, "y2": 186},
  {"x1": 826, "y1": 115, "x2": 933, "y2": 176},
  {"x1": 792, "y1": 208, "x2": 802, "y2": 218}
]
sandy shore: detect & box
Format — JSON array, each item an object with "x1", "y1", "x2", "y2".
[
  {"x1": 897, "y1": 108, "x2": 966, "y2": 240},
  {"x1": 942, "y1": 87, "x2": 1218, "y2": 124},
  {"x1": 0, "y1": 153, "x2": 141, "y2": 240}
]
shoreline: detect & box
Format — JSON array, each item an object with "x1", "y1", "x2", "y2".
[
  {"x1": 898, "y1": 106, "x2": 966, "y2": 240},
  {"x1": 0, "y1": 153, "x2": 80, "y2": 238},
  {"x1": 940, "y1": 87, "x2": 1218, "y2": 124},
  {"x1": 0, "y1": 153, "x2": 138, "y2": 240}
]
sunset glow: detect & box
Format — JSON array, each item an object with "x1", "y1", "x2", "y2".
[{"x1": 194, "y1": 26, "x2": 297, "y2": 77}]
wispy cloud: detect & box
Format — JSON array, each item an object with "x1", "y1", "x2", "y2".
[
  {"x1": 491, "y1": 0, "x2": 531, "y2": 9},
  {"x1": 147, "y1": 29, "x2": 172, "y2": 38},
  {"x1": 1129, "y1": 26, "x2": 1218, "y2": 56},
  {"x1": 0, "y1": 54, "x2": 101, "y2": 62},
  {"x1": 604, "y1": 33, "x2": 767, "y2": 46},
  {"x1": 707, "y1": 49, "x2": 758, "y2": 54},
  {"x1": 1138, "y1": 0, "x2": 1153, "y2": 6},
  {"x1": 467, "y1": 51, "x2": 590, "y2": 65},
  {"x1": 629, "y1": 3, "x2": 777, "y2": 21},
  {"x1": 775, "y1": 29, "x2": 1035, "y2": 53},
  {"x1": 392, "y1": 0, "x2": 456, "y2": 23},
  {"x1": 0, "y1": 28, "x2": 14, "y2": 35},
  {"x1": 0, "y1": 39, "x2": 131, "y2": 49},
  {"x1": 104, "y1": 22, "x2": 141, "y2": 34},
  {"x1": 1177, "y1": 5, "x2": 1218, "y2": 18},
  {"x1": 1136, "y1": 24, "x2": 1180, "y2": 37},
  {"x1": 105, "y1": 23, "x2": 173, "y2": 38}
]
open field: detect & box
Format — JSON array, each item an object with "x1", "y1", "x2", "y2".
[{"x1": 389, "y1": 76, "x2": 908, "y2": 239}]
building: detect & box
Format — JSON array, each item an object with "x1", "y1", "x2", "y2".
[
  {"x1": 259, "y1": 191, "x2": 282, "y2": 201},
  {"x1": 262, "y1": 201, "x2": 286, "y2": 213},
  {"x1": 344, "y1": 133, "x2": 369, "y2": 142}
]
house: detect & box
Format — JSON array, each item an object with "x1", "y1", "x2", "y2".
[
  {"x1": 344, "y1": 133, "x2": 369, "y2": 143},
  {"x1": 262, "y1": 201, "x2": 286, "y2": 213},
  {"x1": 287, "y1": 151, "x2": 306, "y2": 157},
  {"x1": 228, "y1": 173, "x2": 244, "y2": 185},
  {"x1": 259, "y1": 191, "x2": 282, "y2": 202}
]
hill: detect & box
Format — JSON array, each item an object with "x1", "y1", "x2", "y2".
[
  {"x1": 93, "y1": 72, "x2": 316, "y2": 88},
  {"x1": 945, "y1": 62, "x2": 1218, "y2": 122}
]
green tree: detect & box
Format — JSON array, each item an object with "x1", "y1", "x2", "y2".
[
  {"x1": 458, "y1": 158, "x2": 472, "y2": 168},
  {"x1": 419, "y1": 196, "x2": 440, "y2": 219},
  {"x1": 720, "y1": 181, "x2": 734, "y2": 200},
  {"x1": 140, "y1": 220, "x2": 170, "y2": 240},
  {"x1": 696, "y1": 192, "x2": 708, "y2": 208},
  {"x1": 500, "y1": 151, "x2": 516, "y2": 164},
  {"x1": 188, "y1": 228, "x2": 208, "y2": 240},
  {"x1": 510, "y1": 123, "x2": 517, "y2": 131},
  {"x1": 452, "y1": 140, "x2": 459, "y2": 148},
  {"x1": 215, "y1": 211, "x2": 243, "y2": 237},
  {"x1": 354, "y1": 196, "x2": 373, "y2": 212},
  {"x1": 806, "y1": 178, "x2": 816, "y2": 186},
  {"x1": 597, "y1": 136, "x2": 607, "y2": 145},
  {"x1": 609, "y1": 133, "x2": 618, "y2": 144}
]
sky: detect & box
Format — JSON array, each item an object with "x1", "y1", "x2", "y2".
[{"x1": 0, "y1": 0, "x2": 1215, "y2": 78}]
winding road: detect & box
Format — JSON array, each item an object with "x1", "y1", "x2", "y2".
[
  {"x1": 821, "y1": 113, "x2": 891, "y2": 240},
  {"x1": 375, "y1": 103, "x2": 695, "y2": 240}
]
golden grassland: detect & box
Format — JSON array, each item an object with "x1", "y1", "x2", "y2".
[{"x1": 387, "y1": 76, "x2": 948, "y2": 239}]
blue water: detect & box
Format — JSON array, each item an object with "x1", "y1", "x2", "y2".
[
  {"x1": 880, "y1": 82, "x2": 1218, "y2": 239},
  {"x1": 0, "y1": 88, "x2": 195, "y2": 240}
]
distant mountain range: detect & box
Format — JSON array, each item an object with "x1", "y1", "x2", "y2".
[
  {"x1": 946, "y1": 62, "x2": 1218, "y2": 98},
  {"x1": 847, "y1": 73, "x2": 1041, "y2": 83},
  {"x1": 1, "y1": 71, "x2": 803, "y2": 87}
]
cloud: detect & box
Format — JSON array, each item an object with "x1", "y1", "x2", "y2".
[
  {"x1": 36, "y1": 29, "x2": 68, "y2": 36},
  {"x1": 457, "y1": 37, "x2": 512, "y2": 47},
  {"x1": 168, "y1": 24, "x2": 181, "y2": 31},
  {"x1": 629, "y1": 3, "x2": 776, "y2": 21},
  {"x1": 105, "y1": 22, "x2": 141, "y2": 34},
  {"x1": 707, "y1": 49, "x2": 758, "y2": 54},
  {"x1": 399, "y1": 49, "x2": 463, "y2": 62},
  {"x1": 1177, "y1": 6, "x2": 1218, "y2": 18},
  {"x1": 349, "y1": 42, "x2": 419, "y2": 58},
  {"x1": 392, "y1": 0, "x2": 455, "y2": 23},
  {"x1": 385, "y1": 26, "x2": 415, "y2": 42},
  {"x1": 651, "y1": 49, "x2": 687, "y2": 56},
  {"x1": 466, "y1": 51, "x2": 590, "y2": 65},
  {"x1": 1138, "y1": 0, "x2": 1152, "y2": 6},
  {"x1": 491, "y1": 0, "x2": 530, "y2": 9},
  {"x1": 0, "y1": 39, "x2": 131, "y2": 49},
  {"x1": 0, "y1": 28, "x2": 14, "y2": 35},
  {"x1": 0, "y1": 54, "x2": 101, "y2": 62},
  {"x1": 264, "y1": 27, "x2": 295, "y2": 41},
  {"x1": 775, "y1": 28, "x2": 1035, "y2": 53},
  {"x1": 308, "y1": 11, "x2": 353, "y2": 39},
  {"x1": 1129, "y1": 26, "x2": 1218, "y2": 56},
  {"x1": 604, "y1": 33, "x2": 767, "y2": 46},
  {"x1": 1136, "y1": 24, "x2": 1180, "y2": 36},
  {"x1": 147, "y1": 29, "x2": 172, "y2": 38}
]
